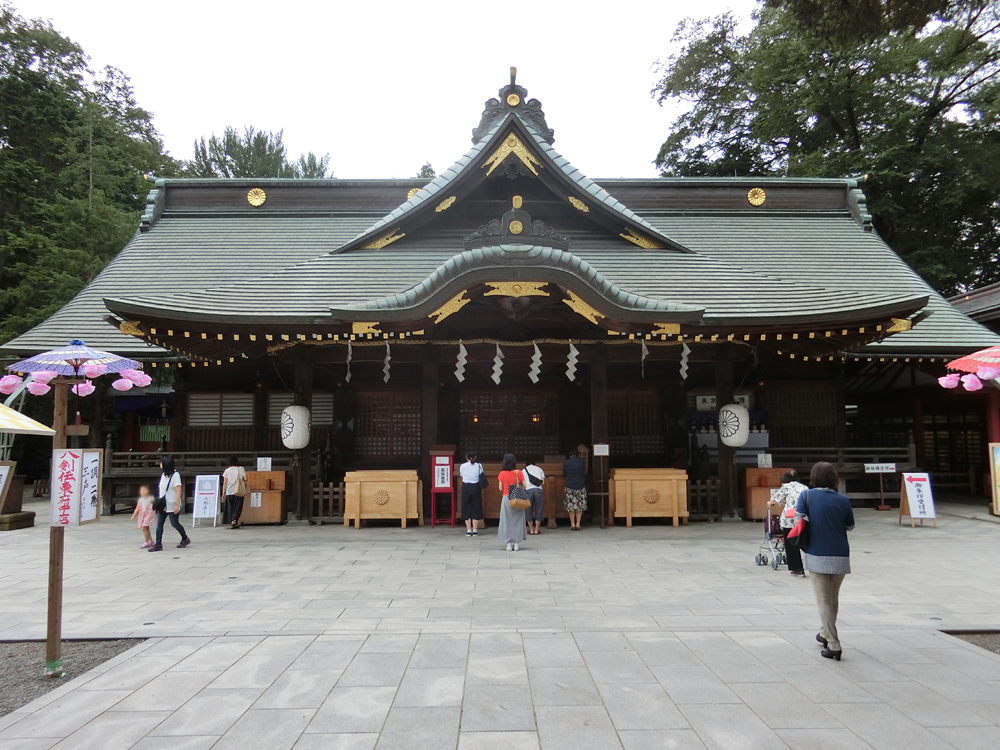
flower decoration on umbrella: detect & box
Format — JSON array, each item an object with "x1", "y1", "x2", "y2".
[{"x1": 940, "y1": 345, "x2": 1000, "y2": 392}]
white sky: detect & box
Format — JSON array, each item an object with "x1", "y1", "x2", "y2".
[{"x1": 15, "y1": 0, "x2": 756, "y2": 179}]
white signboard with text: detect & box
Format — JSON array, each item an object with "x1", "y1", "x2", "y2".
[
  {"x1": 593, "y1": 443, "x2": 610, "y2": 457},
  {"x1": 865, "y1": 463, "x2": 896, "y2": 474},
  {"x1": 433, "y1": 456, "x2": 453, "y2": 491},
  {"x1": 256, "y1": 456, "x2": 272, "y2": 472},
  {"x1": 696, "y1": 393, "x2": 752, "y2": 411},
  {"x1": 50, "y1": 448, "x2": 83, "y2": 527},
  {"x1": 78, "y1": 450, "x2": 102, "y2": 524},
  {"x1": 901, "y1": 472, "x2": 936, "y2": 522},
  {"x1": 193, "y1": 474, "x2": 220, "y2": 524}
]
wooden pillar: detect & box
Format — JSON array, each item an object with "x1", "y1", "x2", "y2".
[
  {"x1": 293, "y1": 354, "x2": 313, "y2": 520},
  {"x1": 173, "y1": 392, "x2": 188, "y2": 452},
  {"x1": 589, "y1": 345, "x2": 608, "y2": 528},
  {"x1": 715, "y1": 352, "x2": 737, "y2": 518},
  {"x1": 46, "y1": 381, "x2": 69, "y2": 676},
  {"x1": 421, "y1": 353, "x2": 439, "y2": 516},
  {"x1": 252, "y1": 391, "x2": 267, "y2": 451},
  {"x1": 913, "y1": 397, "x2": 925, "y2": 468}
]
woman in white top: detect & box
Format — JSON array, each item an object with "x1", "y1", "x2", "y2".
[
  {"x1": 522, "y1": 462, "x2": 545, "y2": 535},
  {"x1": 458, "y1": 451, "x2": 484, "y2": 537},
  {"x1": 221, "y1": 456, "x2": 248, "y2": 529},
  {"x1": 151, "y1": 456, "x2": 190, "y2": 552}
]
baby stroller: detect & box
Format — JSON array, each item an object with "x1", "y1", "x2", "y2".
[{"x1": 754, "y1": 508, "x2": 786, "y2": 570}]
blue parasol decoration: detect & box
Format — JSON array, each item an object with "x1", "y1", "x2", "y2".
[{"x1": 5, "y1": 339, "x2": 141, "y2": 376}]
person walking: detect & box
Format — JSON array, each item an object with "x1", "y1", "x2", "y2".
[
  {"x1": 562, "y1": 450, "x2": 587, "y2": 530},
  {"x1": 768, "y1": 469, "x2": 809, "y2": 576},
  {"x1": 797, "y1": 461, "x2": 854, "y2": 661},
  {"x1": 221, "y1": 456, "x2": 248, "y2": 529},
  {"x1": 497, "y1": 453, "x2": 527, "y2": 551},
  {"x1": 459, "y1": 451, "x2": 485, "y2": 537},
  {"x1": 523, "y1": 460, "x2": 545, "y2": 535},
  {"x1": 131, "y1": 483, "x2": 155, "y2": 549},
  {"x1": 151, "y1": 456, "x2": 190, "y2": 552}
]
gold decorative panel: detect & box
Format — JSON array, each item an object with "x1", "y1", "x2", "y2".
[
  {"x1": 428, "y1": 291, "x2": 471, "y2": 324},
  {"x1": 247, "y1": 188, "x2": 266, "y2": 207},
  {"x1": 563, "y1": 291, "x2": 605, "y2": 325},
  {"x1": 363, "y1": 229, "x2": 405, "y2": 250},
  {"x1": 569, "y1": 196, "x2": 589, "y2": 212},
  {"x1": 652, "y1": 323, "x2": 681, "y2": 335},
  {"x1": 435, "y1": 196, "x2": 456, "y2": 212},
  {"x1": 509, "y1": 220, "x2": 523, "y2": 234},
  {"x1": 484, "y1": 282, "x2": 549, "y2": 299},
  {"x1": 886, "y1": 317, "x2": 912, "y2": 333},
  {"x1": 118, "y1": 320, "x2": 143, "y2": 337},
  {"x1": 620, "y1": 229, "x2": 661, "y2": 249},
  {"x1": 512, "y1": 195, "x2": 523, "y2": 209},
  {"x1": 482, "y1": 134, "x2": 542, "y2": 176},
  {"x1": 747, "y1": 187, "x2": 766, "y2": 206},
  {"x1": 352, "y1": 322, "x2": 381, "y2": 335}
]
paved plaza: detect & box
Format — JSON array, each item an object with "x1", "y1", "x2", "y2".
[{"x1": 1, "y1": 500, "x2": 999, "y2": 750}]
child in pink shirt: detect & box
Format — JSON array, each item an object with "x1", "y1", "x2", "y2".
[{"x1": 131, "y1": 484, "x2": 156, "y2": 549}]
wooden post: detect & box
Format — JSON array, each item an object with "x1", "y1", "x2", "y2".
[
  {"x1": 715, "y1": 353, "x2": 737, "y2": 518},
  {"x1": 589, "y1": 345, "x2": 608, "y2": 529},
  {"x1": 46, "y1": 381, "x2": 69, "y2": 676},
  {"x1": 292, "y1": 355, "x2": 314, "y2": 520},
  {"x1": 420, "y1": 354, "x2": 439, "y2": 520}
]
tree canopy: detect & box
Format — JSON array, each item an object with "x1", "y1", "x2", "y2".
[
  {"x1": 0, "y1": 3, "x2": 179, "y2": 344},
  {"x1": 652, "y1": 0, "x2": 1000, "y2": 295},
  {"x1": 188, "y1": 126, "x2": 331, "y2": 178},
  {"x1": 415, "y1": 162, "x2": 436, "y2": 179}
]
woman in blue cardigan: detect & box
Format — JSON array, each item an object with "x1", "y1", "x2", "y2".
[{"x1": 796, "y1": 461, "x2": 855, "y2": 661}]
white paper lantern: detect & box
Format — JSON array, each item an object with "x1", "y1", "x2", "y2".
[
  {"x1": 281, "y1": 405, "x2": 311, "y2": 449},
  {"x1": 718, "y1": 403, "x2": 750, "y2": 447}
]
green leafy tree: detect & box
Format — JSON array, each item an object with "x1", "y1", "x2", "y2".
[
  {"x1": 652, "y1": 1, "x2": 1000, "y2": 294},
  {"x1": 188, "y1": 126, "x2": 331, "y2": 178},
  {"x1": 0, "y1": 4, "x2": 179, "y2": 343},
  {"x1": 415, "y1": 162, "x2": 436, "y2": 179}
]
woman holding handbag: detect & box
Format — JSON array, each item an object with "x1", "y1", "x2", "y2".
[
  {"x1": 497, "y1": 453, "x2": 527, "y2": 551},
  {"x1": 150, "y1": 456, "x2": 190, "y2": 552},
  {"x1": 221, "y1": 456, "x2": 248, "y2": 529},
  {"x1": 459, "y1": 451, "x2": 485, "y2": 537},
  {"x1": 796, "y1": 461, "x2": 854, "y2": 661}
]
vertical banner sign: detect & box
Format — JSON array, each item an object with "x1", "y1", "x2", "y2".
[
  {"x1": 900, "y1": 472, "x2": 937, "y2": 527},
  {"x1": 51, "y1": 449, "x2": 82, "y2": 527},
  {"x1": 433, "y1": 456, "x2": 452, "y2": 490},
  {"x1": 193, "y1": 475, "x2": 220, "y2": 524},
  {"x1": 78, "y1": 449, "x2": 102, "y2": 524}
]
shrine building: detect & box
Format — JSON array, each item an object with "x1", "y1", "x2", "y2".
[{"x1": 4, "y1": 71, "x2": 999, "y2": 522}]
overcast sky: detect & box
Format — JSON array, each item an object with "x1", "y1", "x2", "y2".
[{"x1": 16, "y1": 0, "x2": 756, "y2": 179}]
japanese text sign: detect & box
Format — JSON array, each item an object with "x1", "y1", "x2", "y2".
[
  {"x1": 79, "y1": 450, "x2": 101, "y2": 524},
  {"x1": 193, "y1": 475, "x2": 220, "y2": 520},
  {"x1": 902, "y1": 472, "x2": 936, "y2": 518},
  {"x1": 865, "y1": 463, "x2": 896, "y2": 474},
  {"x1": 433, "y1": 456, "x2": 453, "y2": 490},
  {"x1": 50, "y1": 448, "x2": 82, "y2": 527}
]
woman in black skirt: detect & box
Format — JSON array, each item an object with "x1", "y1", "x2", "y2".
[{"x1": 459, "y1": 450, "x2": 485, "y2": 537}]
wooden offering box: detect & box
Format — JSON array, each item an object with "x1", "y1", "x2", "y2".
[
  {"x1": 744, "y1": 467, "x2": 791, "y2": 521},
  {"x1": 610, "y1": 468, "x2": 689, "y2": 527},
  {"x1": 457, "y1": 462, "x2": 566, "y2": 521},
  {"x1": 344, "y1": 470, "x2": 424, "y2": 529},
  {"x1": 241, "y1": 470, "x2": 287, "y2": 525}
]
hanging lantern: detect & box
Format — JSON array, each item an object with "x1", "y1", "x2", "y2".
[
  {"x1": 281, "y1": 405, "x2": 311, "y2": 449},
  {"x1": 718, "y1": 403, "x2": 750, "y2": 447},
  {"x1": 0, "y1": 375, "x2": 23, "y2": 395}
]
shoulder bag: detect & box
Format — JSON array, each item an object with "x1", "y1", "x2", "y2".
[
  {"x1": 785, "y1": 489, "x2": 810, "y2": 550},
  {"x1": 507, "y1": 471, "x2": 531, "y2": 510},
  {"x1": 153, "y1": 476, "x2": 167, "y2": 512},
  {"x1": 524, "y1": 467, "x2": 543, "y2": 487},
  {"x1": 477, "y1": 463, "x2": 490, "y2": 489},
  {"x1": 233, "y1": 467, "x2": 249, "y2": 497}
]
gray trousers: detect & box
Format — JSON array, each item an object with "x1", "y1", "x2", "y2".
[{"x1": 810, "y1": 572, "x2": 846, "y2": 651}]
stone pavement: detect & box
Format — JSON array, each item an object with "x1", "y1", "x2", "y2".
[{"x1": 1, "y1": 502, "x2": 999, "y2": 749}]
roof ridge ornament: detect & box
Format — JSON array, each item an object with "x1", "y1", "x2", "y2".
[
  {"x1": 473, "y1": 67, "x2": 555, "y2": 145},
  {"x1": 464, "y1": 196, "x2": 570, "y2": 250}
]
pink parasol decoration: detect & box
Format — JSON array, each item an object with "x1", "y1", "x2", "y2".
[
  {"x1": 0, "y1": 375, "x2": 23, "y2": 395},
  {"x1": 30, "y1": 370, "x2": 60, "y2": 384},
  {"x1": 961, "y1": 374, "x2": 983, "y2": 391},
  {"x1": 71, "y1": 380, "x2": 96, "y2": 397},
  {"x1": 938, "y1": 374, "x2": 960, "y2": 389},
  {"x1": 26, "y1": 381, "x2": 51, "y2": 396},
  {"x1": 978, "y1": 366, "x2": 1000, "y2": 381},
  {"x1": 948, "y1": 345, "x2": 1000, "y2": 376},
  {"x1": 111, "y1": 378, "x2": 134, "y2": 392},
  {"x1": 81, "y1": 363, "x2": 107, "y2": 379}
]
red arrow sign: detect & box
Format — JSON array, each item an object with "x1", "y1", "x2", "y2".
[{"x1": 906, "y1": 475, "x2": 926, "y2": 484}]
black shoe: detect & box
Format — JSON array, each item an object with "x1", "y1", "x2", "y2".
[
  {"x1": 816, "y1": 633, "x2": 828, "y2": 647},
  {"x1": 148, "y1": 543, "x2": 162, "y2": 552},
  {"x1": 178, "y1": 537, "x2": 191, "y2": 548},
  {"x1": 821, "y1": 648, "x2": 842, "y2": 661}
]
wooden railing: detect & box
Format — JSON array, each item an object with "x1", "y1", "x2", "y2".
[
  {"x1": 688, "y1": 479, "x2": 721, "y2": 521},
  {"x1": 310, "y1": 481, "x2": 345, "y2": 525},
  {"x1": 766, "y1": 445, "x2": 917, "y2": 500}
]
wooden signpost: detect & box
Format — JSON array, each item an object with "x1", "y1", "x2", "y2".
[
  {"x1": 899, "y1": 472, "x2": 937, "y2": 527},
  {"x1": 864, "y1": 463, "x2": 896, "y2": 511}
]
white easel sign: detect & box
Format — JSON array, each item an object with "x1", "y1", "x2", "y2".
[
  {"x1": 900, "y1": 472, "x2": 937, "y2": 527},
  {"x1": 50, "y1": 449, "x2": 83, "y2": 527},
  {"x1": 193, "y1": 474, "x2": 220, "y2": 526}
]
